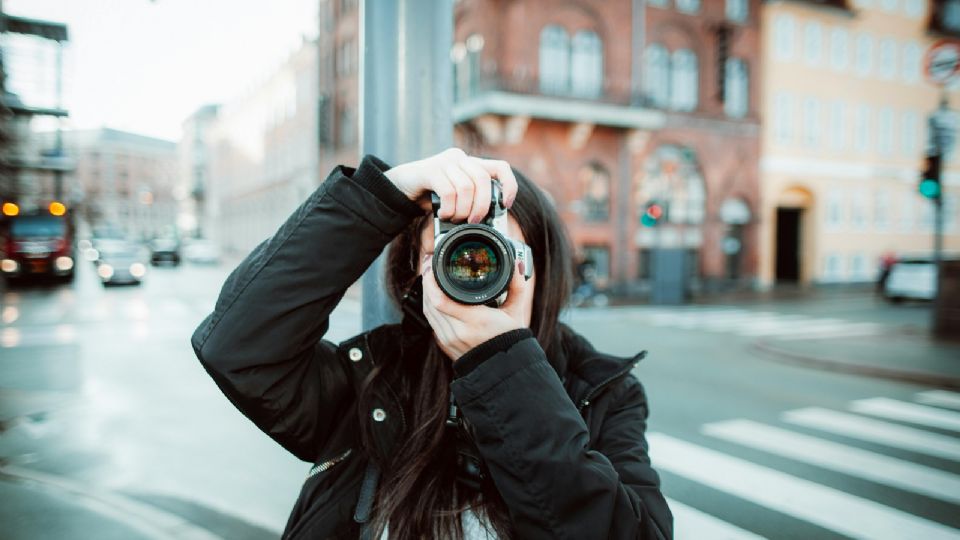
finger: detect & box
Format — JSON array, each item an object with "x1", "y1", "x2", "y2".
[
  {"x1": 444, "y1": 164, "x2": 475, "y2": 223},
  {"x1": 458, "y1": 158, "x2": 492, "y2": 224},
  {"x1": 432, "y1": 176, "x2": 457, "y2": 220},
  {"x1": 499, "y1": 256, "x2": 530, "y2": 316},
  {"x1": 474, "y1": 158, "x2": 518, "y2": 208}
]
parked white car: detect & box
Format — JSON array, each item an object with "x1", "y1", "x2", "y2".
[
  {"x1": 884, "y1": 258, "x2": 936, "y2": 302},
  {"x1": 183, "y1": 239, "x2": 221, "y2": 264}
]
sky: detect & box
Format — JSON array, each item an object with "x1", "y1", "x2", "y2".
[{"x1": 4, "y1": 0, "x2": 318, "y2": 142}]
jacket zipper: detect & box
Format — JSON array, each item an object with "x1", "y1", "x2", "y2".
[
  {"x1": 306, "y1": 448, "x2": 352, "y2": 479},
  {"x1": 577, "y1": 351, "x2": 647, "y2": 411}
]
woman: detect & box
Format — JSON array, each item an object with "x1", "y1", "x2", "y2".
[{"x1": 192, "y1": 149, "x2": 672, "y2": 539}]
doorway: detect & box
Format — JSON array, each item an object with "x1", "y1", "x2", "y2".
[{"x1": 775, "y1": 208, "x2": 801, "y2": 282}]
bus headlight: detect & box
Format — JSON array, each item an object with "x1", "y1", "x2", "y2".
[
  {"x1": 55, "y1": 256, "x2": 74, "y2": 271},
  {"x1": 1, "y1": 259, "x2": 17, "y2": 273},
  {"x1": 98, "y1": 264, "x2": 114, "y2": 279},
  {"x1": 129, "y1": 263, "x2": 146, "y2": 278}
]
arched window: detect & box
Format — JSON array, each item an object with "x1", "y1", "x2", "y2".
[
  {"x1": 571, "y1": 30, "x2": 604, "y2": 98},
  {"x1": 670, "y1": 49, "x2": 698, "y2": 112},
  {"x1": 724, "y1": 57, "x2": 748, "y2": 118},
  {"x1": 644, "y1": 43, "x2": 670, "y2": 107},
  {"x1": 539, "y1": 25, "x2": 570, "y2": 95},
  {"x1": 579, "y1": 161, "x2": 610, "y2": 221}
]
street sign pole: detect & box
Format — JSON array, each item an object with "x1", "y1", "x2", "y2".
[{"x1": 358, "y1": 0, "x2": 454, "y2": 330}]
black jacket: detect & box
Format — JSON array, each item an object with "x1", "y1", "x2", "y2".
[{"x1": 191, "y1": 156, "x2": 673, "y2": 539}]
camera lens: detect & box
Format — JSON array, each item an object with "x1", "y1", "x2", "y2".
[
  {"x1": 433, "y1": 225, "x2": 514, "y2": 305},
  {"x1": 444, "y1": 240, "x2": 501, "y2": 291}
]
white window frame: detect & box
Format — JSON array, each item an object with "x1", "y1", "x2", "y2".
[
  {"x1": 902, "y1": 42, "x2": 921, "y2": 84},
  {"x1": 571, "y1": 30, "x2": 604, "y2": 98},
  {"x1": 774, "y1": 92, "x2": 794, "y2": 143},
  {"x1": 677, "y1": 0, "x2": 701, "y2": 14},
  {"x1": 726, "y1": 0, "x2": 748, "y2": 23},
  {"x1": 826, "y1": 188, "x2": 845, "y2": 229},
  {"x1": 539, "y1": 25, "x2": 570, "y2": 95},
  {"x1": 901, "y1": 110, "x2": 918, "y2": 157},
  {"x1": 829, "y1": 100, "x2": 846, "y2": 150},
  {"x1": 878, "y1": 107, "x2": 894, "y2": 154},
  {"x1": 878, "y1": 37, "x2": 897, "y2": 80},
  {"x1": 644, "y1": 43, "x2": 670, "y2": 108},
  {"x1": 724, "y1": 57, "x2": 749, "y2": 118},
  {"x1": 804, "y1": 22, "x2": 823, "y2": 66},
  {"x1": 774, "y1": 15, "x2": 795, "y2": 61},
  {"x1": 855, "y1": 33, "x2": 874, "y2": 77},
  {"x1": 670, "y1": 48, "x2": 699, "y2": 112},
  {"x1": 802, "y1": 97, "x2": 821, "y2": 148},
  {"x1": 829, "y1": 27, "x2": 850, "y2": 71},
  {"x1": 855, "y1": 104, "x2": 871, "y2": 152}
]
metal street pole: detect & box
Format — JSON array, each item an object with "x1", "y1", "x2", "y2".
[
  {"x1": 358, "y1": 0, "x2": 454, "y2": 330},
  {"x1": 927, "y1": 93, "x2": 955, "y2": 331}
]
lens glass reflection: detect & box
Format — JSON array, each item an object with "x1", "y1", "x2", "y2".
[{"x1": 445, "y1": 240, "x2": 500, "y2": 291}]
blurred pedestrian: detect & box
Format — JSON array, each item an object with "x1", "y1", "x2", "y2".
[
  {"x1": 877, "y1": 251, "x2": 897, "y2": 293},
  {"x1": 191, "y1": 148, "x2": 672, "y2": 539}
]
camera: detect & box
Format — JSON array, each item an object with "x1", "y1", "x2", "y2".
[{"x1": 431, "y1": 181, "x2": 533, "y2": 305}]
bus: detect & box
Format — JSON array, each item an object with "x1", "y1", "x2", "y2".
[{"x1": 0, "y1": 201, "x2": 76, "y2": 283}]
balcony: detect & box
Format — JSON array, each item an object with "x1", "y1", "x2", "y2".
[{"x1": 453, "y1": 72, "x2": 665, "y2": 131}]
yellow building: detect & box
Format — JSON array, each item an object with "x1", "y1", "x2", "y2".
[{"x1": 759, "y1": 0, "x2": 960, "y2": 287}]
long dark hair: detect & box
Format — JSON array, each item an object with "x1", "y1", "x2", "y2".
[{"x1": 356, "y1": 167, "x2": 573, "y2": 539}]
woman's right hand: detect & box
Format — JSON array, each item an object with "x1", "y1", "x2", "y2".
[{"x1": 383, "y1": 148, "x2": 518, "y2": 224}]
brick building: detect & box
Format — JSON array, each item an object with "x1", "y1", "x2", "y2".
[{"x1": 320, "y1": 0, "x2": 762, "y2": 295}]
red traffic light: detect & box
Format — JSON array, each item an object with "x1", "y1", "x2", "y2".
[{"x1": 647, "y1": 203, "x2": 663, "y2": 219}]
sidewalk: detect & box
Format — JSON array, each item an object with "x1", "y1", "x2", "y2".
[{"x1": 754, "y1": 330, "x2": 960, "y2": 390}]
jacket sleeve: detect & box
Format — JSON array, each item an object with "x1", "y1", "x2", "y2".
[
  {"x1": 191, "y1": 155, "x2": 422, "y2": 462},
  {"x1": 451, "y1": 337, "x2": 673, "y2": 539}
]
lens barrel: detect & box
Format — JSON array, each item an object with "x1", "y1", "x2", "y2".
[{"x1": 433, "y1": 224, "x2": 515, "y2": 305}]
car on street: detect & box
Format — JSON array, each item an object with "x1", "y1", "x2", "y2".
[
  {"x1": 883, "y1": 257, "x2": 935, "y2": 302},
  {"x1": 96, "y1": 241, "x2": 147, "y2": 285},
  {"x1": 183, "y1": 239, "x2": 221, "y2": 265},
  {"x1": 150, "y1": 238, "x2": 181, "y2": 266}
]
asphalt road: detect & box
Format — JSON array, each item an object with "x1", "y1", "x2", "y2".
[{"x1": 1, "y1": 258, "x2": 958, "y2": 539}]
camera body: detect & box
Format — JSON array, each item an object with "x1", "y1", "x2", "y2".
[{"x1": 431, "y1": 181, "x2": 533, "y2": 305}]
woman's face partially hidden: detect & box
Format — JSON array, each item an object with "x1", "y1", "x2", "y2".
[{"x1": 417, "y1": 217, "x2": 536, "y2": 327}]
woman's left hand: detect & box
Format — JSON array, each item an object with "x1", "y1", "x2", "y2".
[{"x1": 421, "y1": 257, "x2": 533, "y2": 361}]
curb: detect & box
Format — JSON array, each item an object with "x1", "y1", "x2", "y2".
[
  {"x1": 0, "y1": 465, "x2": 223, "y2": 540},
  {"x1": 751, "y1": 339, "x2": 960, "y2": 391}
]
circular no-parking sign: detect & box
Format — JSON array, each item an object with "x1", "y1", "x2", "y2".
[{"x1": 925, "y1": 40, "x2": 960, "y2": 85}]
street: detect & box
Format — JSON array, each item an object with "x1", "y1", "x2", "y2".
[{"x1": 2, "y1": 259, "x2": 959, "y2": 539}]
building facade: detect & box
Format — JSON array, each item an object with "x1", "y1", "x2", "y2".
[
  {"x1": 207, "y1": 38, "x2": 319, "y2": 255},
  {"x1": 177, "y1": 104, "x2": 220, "y2": 240},
  {"x1": 61, "y1": 128, "x2": 178, "y2": 240},
  {"x1": 451, "y1": 0, "x2": 762, "y2": 294},
  {"x1": 758, "y1": 0, "x2": 960, "y2": 287},
  {"x1": 317, "y1": 0, "x2": 360, "y2": 178}
]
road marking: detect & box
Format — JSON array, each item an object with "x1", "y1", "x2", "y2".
[
  {"x1": 734, "y1": 318, "x2": 845, "y2": 337},
  {"x1": 648, "y1": 433, "x2": 960, "y2": 540},
  {"x1": 774, "y1": 322, "x2": 884, "y2": 341},
  {"x1": 783, "y1": 407, "x2": 960, "y2": 462},
  {"x1": 916, "y1": 390, "x2": 960, "y2": 411},
  {"x1": 666, "y1": 497, "x2": 765, "y2": 540},
  {"x1": 703, "y1": 419, "x2": 960, "y2": 504},
  {"x1": 851, "y1": 398, "x2": 960, "y2": 432}
]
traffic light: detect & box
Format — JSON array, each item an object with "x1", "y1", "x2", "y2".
[
  {"x1": 641, "y1": 201, "x2": 664, "y2": 227},
  {"x1": 919, "y1": 153, "x2": 942, "y2": 200}
]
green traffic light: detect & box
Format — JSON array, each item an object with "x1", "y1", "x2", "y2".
[
  {"x1": 919, "y1": 179, "x2": 941, "y2": 199},
  {"x1": 641, "y1": 214, "x2": 658, "y2": 227}
]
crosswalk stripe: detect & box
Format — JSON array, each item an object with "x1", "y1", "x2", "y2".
[
  {"x1": 703, "y1": 419, "x2": 960, "y2": 504},
  {"x1": 648, "y1": 433, "x2": 960, "y2": 540},
  {"x1": 916, "y1": 390, "x2": 960, "y2": 411},
  {"x1": 666, "y1": 497, "x2": 766, "y2": 540},
  {"x1": 783, "y1": 407, "x2": 960, "y2": 462},
  {"x1": 851, "y1": 398, "x2": 960, "y2": 432}
]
